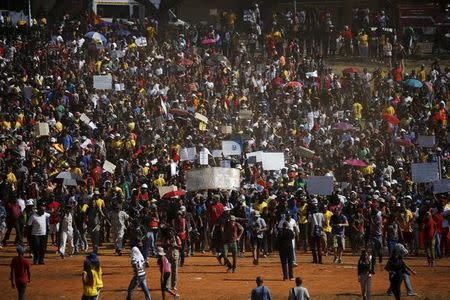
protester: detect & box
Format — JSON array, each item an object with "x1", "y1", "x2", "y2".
[
  {"x1": 288, "y1": 277, "x2": 310, "y2": 300},
  {"x1": 10, "y1": 245, "x2": 31, "y2": 300},
  {"x1": 330, "y1": 208, "x2": 348, "y2": 263},
  {"x1": 26, "y1": 205, "x2": 49, "y2": 265},
  {"x1": 126, "y1": 246, "x2": 151, "y2": 300},
  {"x1": 250, "y1": 276, "x2": 272, "y2": 300},
  {"x1": 357, "y1": 249, "x2": 374, "y2": 300},
  {"x1": 221, "y1": 214, "x2": 244, "y2": 273},
  {"x1": 278, "y1": 220, "x2": 295, "y2": 281},
  {"x1": 156, "y1": 246, "x2": 179, "y2": 300}
]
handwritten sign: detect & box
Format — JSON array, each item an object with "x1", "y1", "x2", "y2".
[
  {"x1": 34, "y1": 122, "x2": 50, "y2": 137},
  {"x1": 433, "y1": 179, "x2": 450, "y2": 194},
  {"x1": 158, "y1": 185, "x2": 178, "y2": 197},
  {"x1": 102, "y1": 160, "x2": 116, "y2": 174},
  {"x1": 180, "y1": 147, "x2": 197, "y2": 161},
  {"x1": 186, "y1": 167, "x2": 240, "y2": 191},
  {"x1": 222, "y1": 140, "x2": 242, "y2": 156},
  {"x1": 307, "y1": 176, "x2": 334, "y2": 195},
  {"x1": 262, "y1": 152, "x2": 285, "y2": 170},
  {"x1": 411, "y1": 162, "x2": 440, "y2": 183},
  {"x1": 93, "y1": 75, "x2": 112, "y2": 90},
  {"x1": 239, "y1": 109, "x2": 253, "y2": 120}
]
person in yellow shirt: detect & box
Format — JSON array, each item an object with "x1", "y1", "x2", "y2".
[
  {"x1": 322, "y1": 206, "x2": 333, "y2": 255},
  {"x1": 352, "y1": 102, "x2": 363, "y2": 121},
  {"x1": 253, "y1": 197, "x2": 268, "y2": 212},
  {"x1": 153, "y1": 174, "x2": 166, "y2": 187},
  {"x1": 358, "y1": 29, "x2": 369, "y2": 58},
  {"x1": 417, "y1": 64, "x2": 427, "y2": 82},
  {"x1": 398, "y1": 202, "x2": 414, "y2": 249},
  {"x1": 298, "y1": 198, "x2": 308, "y2": 252},
  {"x1": 6, "y1": 166, "x2": 17, "y2": 191}
]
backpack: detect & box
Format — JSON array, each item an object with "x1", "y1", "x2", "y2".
[{"x1": 313, "y1": 224, "x2": 324, "y2": 237}]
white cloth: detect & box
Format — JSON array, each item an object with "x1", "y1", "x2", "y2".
[
  {"x1": 131, "y1": 246, "x2": 146, "y2": 276},
  {"x1": 27, "y1": 212, "x2": 50, "y2": 235}
]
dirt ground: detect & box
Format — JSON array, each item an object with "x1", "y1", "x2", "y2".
[{"x1": 1, "y1": 241, "x2": 450, "y2": 300}]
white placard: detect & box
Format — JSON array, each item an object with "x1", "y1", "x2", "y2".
[
  {"x1": 88, "y1": 122, "x2": 98, "y2": 130},
  {"x1": 212, "y1": 150, "x2": 223, "y2": 158},
  {"x1": 433, "y1": 179, "x2": 450, "y2": 194},
  {"x1": 199, "y1": 150, "x2": 209, "y2": 165},
  {"x1": 411, "y1": 162, "x2": 440, "y2": 183},
  {"x1": 34, "y1": 122, "x2": 50, "y2": 137},
  {"x1": 180, "y1": 147, "x2": 197, "y2": 161},
  {"x1": 220, "y1": 160, "x2": 231, "y2": 168},
  {"x1": 262, "y1": 152, "x2": 285, "y2": 170},
  {"x1": 194, "y1": 112, "x2": 209, "y2": 124},
  {"x1": 170, "y1": 162, "x2": 177, "y2": 177},
  {"x1": 80, "y1": 113, "x2": 90, "y2": 125},
  {"x1": 103, "y1": 160, "x2": 116, "y2": 174},
  {"x1": 114, "y1": 83, "x2": 125, "y2": 91},
  {"x1": 80, "y1": 139, "x2": 91, "y2": 149},
  {"x1": 307, "y1": 176, "x2": 334, "y2": 195},
  {"x1": 158, "y1": 185, "x2": 178, "y2": 197},
  {"x1": 239, "y1": 109, "x2": 253, "y2": 120},
  {"x1": 93, "y1": 75, "x2": 112, "y2": 90},
  {"x1": 222, "y1": 140, "x2": 242, "y2": 156},
  {"x1": 135, "y1": 37, "x2": 148, "y2": 47},
  {"x1": 112, "y1": 50, "x2": 125, "y2": 59},
  {"x1": 306, "y1": 70, "x2": 318, "y2": 78},
  {"x1": 221, "y1": 125, "x2": 232, "y2": 134},
  {"x1": 246, "y1": 151, "x2": 263, "y2": 162},
  {"x1": 186, "y1": 167, "x2": 240, "y2": 191},
  {"x1": 417, "y1": 135, "x2": 435, "y2": 148}
]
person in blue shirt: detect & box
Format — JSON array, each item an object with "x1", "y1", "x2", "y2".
[
  {"x1": 330, "y1": 208, "x2": 349, "y2": 264},
  {"x1": 251, "y1": 276, "x2": 272, "y2": 300}
]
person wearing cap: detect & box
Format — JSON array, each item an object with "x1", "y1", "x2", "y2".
[
  {"x1": 156, "y1": 246, "x2": 179, "y2": 300},
  {"x1": 126, "y1": 246, "x2": 152, "y2": 300},
  {"x1": 10, "y1": 245, "x2": 31, "y2": 300},
  {"x1": 82, "y1": 253, "x2": 103, "y2": 300},
  {"x1": 221, "y1": 214, "x2": 244, "y2": 273},
  {"x1": 250, "y1": 210, "x2": 267, "y2": 265}
]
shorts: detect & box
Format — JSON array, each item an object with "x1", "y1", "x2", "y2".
[
  {"x1": 333, "y1": 235, "x2": 345, "y2": 250},
  {"x1": 49, "y1": 223, "x2": 59, "y2": 234},
  {"x1": 161, "y1": 272, "x2": 171, "y2": 291},
  {"x1": 251, "y1": 237, "x2": 263, "y2": 249}
]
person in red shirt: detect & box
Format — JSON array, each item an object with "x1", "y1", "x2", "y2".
[
  {"x1": 2, "y1": 198, "x2": 23, "y2": 246},
  {"x1": 342, "y1": 26, "x2": 353, "y2": 57},
  {"x1": 432, "y1": 209, "x2": 444, "y2": 259},
  {"x1": 391, "y1": 63, "x2": 403, "y2": 82},
  {"x1": 10, "y1": 245, "x2": 31, "y2": 300},
  {"x1": 207, "y1": 195, "x2": 224, "y2": 228},
  {"x1": 421, "y1": 211, "x2": 437, "y2": 267}
]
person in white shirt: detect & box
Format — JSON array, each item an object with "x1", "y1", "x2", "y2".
[
  {"x1": 59, "y1": 205, "x2": 74, "y2": 259},
  {"x1": 27, "y1": 205, "x2": 50, "y2": 264},
  {"x1": 289, "y1": 277, "x2": 310, "y2": 300},
  {"x1": 278, "y1": 213, "x2": 299, "y2": 266}
]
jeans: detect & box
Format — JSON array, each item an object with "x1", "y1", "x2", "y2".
[
  {"x1": 223, "y1": 241, "x2": 238, "y2": 270},
  {"x1": 169, "y1": 248, "x2": 179, "y2": 289},
  {"x1": 17, "y1": 283, "x2": 26, "y2": 300},
  {"x1": 3, "y1": 218, "x2": 23, "y2": 245},
  {"x1": 126, "y1": 274, "x2": 151, "y2": 300},
  {"x1": 435, "y1": 233, "x2": 442, "y2": 258},
  {"x1": 298, "y1": 223, "x2": 308, "y2": 251},
  {"x1": 31, "y1": 235, "x2": 46, "y2": 264},
  {"x1": 60, "y1": 229, "x2": 74, "y2": 255},
  {"x1": 146, "y1": 229, "x2": 158, "y2": 256},
  {"x1": 371, "y1": 236, "x2": 382, "y2": 264},
  {"x1": 359, "y1": 274, "x2": 372, "y2": 300},
  {"x1": 387, "y1": 273, "x2": 414, "y2": 295},
  {"x1": 310, "y1": 236, "x2": 323, "y2": 263}
]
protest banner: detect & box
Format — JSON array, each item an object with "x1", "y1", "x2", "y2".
[
  {"x1": 246, "y1": 151, "x2": 263, "y2": 162},
  {"x1": 417, "y1": 135, "x2": 435, "y2": 148},
  {"x1": 239, "y1": 109, "x2": 253, "y2": 120},
  {"x1": 114, "y1": 83, "x2": 125, "y2": 91},
  {"x1": 93, "y1": 75, "x2": 112, "y2": 90},
  {"x1": 220, "y1": 125, "x2": 232, "y2": 134},
  {"x1": 80, "y1": 113, "x2": 91, "y2": 125},
  {"x1": 261, "y1": 152, "x2": 285, "y2": 170},
  {"x1": 158, "y1": 185, "x2": 178, "y2": 197},
  {"x1": 433, "y1": 179, "x2": 450, "y2": 194},
  {"x1": 411, "y1": 162, "x2": 440, "y2": 183},
  {"x1": 194, "y1": 112, "x2": 209, "y2": 124},
  {"x1": 103, "y1": 160, "x2": 116, "y2": 174},
  {"x1": 34, "y1": 122, "x2": 50, "y2": 137},
  {"x1": 199, "y1": 150, "x2": 209, "y2": 165},
  {"x1": 186, "y1": 167, "x2": 240, "y2": 191},
  {"x1": 180, "y1": 147, "x2": 197, "y2": 161},
  {"x1": 222, "y1": 140, "x2": 242, "y2": 156},
  {"x1": 306, "y1": 176, "x2": 334, "y2": 195},
  {"x1": 212, "y1": 150, "x2": 223, "y2": 158}
]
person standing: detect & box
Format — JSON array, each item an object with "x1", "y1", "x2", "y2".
[
  {"x1": 385, "y1": 253, "x2": 414, "y2": 300},
  {"x1": 250, "y1": 211, "x2": 267, "y2": 265},
  {"x1": 370, "y1": 204, "x2": 383, "y2": 265},
  {"x1": 278, "y1": 212, "x2": 299, "y2": 266},
  {"x1": 308, "y1": 204, "x2": 324, "y2": 264},
  {"x1": 59, "y1": 205, "x2": 75, "y2": 259},
  {"x1": 10, "y1": 245, "x2": 31, "y2": 300},
  {"x1": 166, "y1": 229, "x2": 181, "y2": 291},
  {"x1": 250, "y1": 276, "x2": 272, "y2": 300},
  {"x1": 109, "y1": 203, "x2": 129, "y2": 256},
  {"x1": 330, "y1": 208, "x2": 348, "y2": 263},
  {"x1": 288, "y1": 277, "x2": 310, "y2": 300},
  {"x1": 126, "y1": 246, "x2": 152, "y2": 300},
  {"x1": 278, "y1": 221, "x2": 295, "y2": 281},
  {"x1": 221, "y1": 215, "x2": 244, "y2": 273},
  {"x1": 421, "y1": 211, "x2": 437, "y2": 267},
  {"x1": 2, "y1": 197, "x2": 23, "y2": 246},
  {"x1": 357, "y1": 250, "x2": 374, "y2": 300},
  {"x1": 26, "y1": 205, "x2": 49, "y2": 265}
]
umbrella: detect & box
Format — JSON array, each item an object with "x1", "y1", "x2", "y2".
[
  {"x1": 169, "y1": 108, "x2": 190, "y2": 116},
  {"x1": 169, "y1": 64, "x2": 186, "y2": 74},
  {"x1": 332, "y1": 122, "x2": 353, "y2": 131},
  {"x1": 162, "y1": 190, "x2": 186, "y2": 199},
  {"x1": 403, "y1": 79, "x2": 423, "y2": 88},
  {"x1": 84, "y1": 31, "x2": 107, "y2": 45},
  {"x1": 52, "y1": 171, "x2": 84, "y2": 186},
  {"x1": 342, "y1": 67, "x2": 361, "y2": 74},
  {"x1": 205, "y1": 54, "x2": 230, "y2": 67},
  {"x1": 343, "y1": 159, "x2": 368, "y2": 167},
  {"x1": 201, "y1": 38, "x2": 216, "y2": 46},
  {"x1": 382, "y1": 113, "x2": 400, "y2": 125},
  {"x1": 179, "y1": 58, "x2": 194, "y2": 67},
  {"x1": 286, "y1": 81, "x2": 304, "y2": 88}
]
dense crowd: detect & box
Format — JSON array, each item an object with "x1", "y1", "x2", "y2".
[{"x1": 0, "y1": 3, "x2": 449, "y2": 300}]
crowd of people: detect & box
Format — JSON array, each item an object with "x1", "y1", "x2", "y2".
[{"x1": 1, "y1": 2, "x2": 449, "y2": 300}]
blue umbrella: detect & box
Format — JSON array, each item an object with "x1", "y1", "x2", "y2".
[
  {"x1": 403, "y1": 78, "x2": 423, "y2": 88},
  {"x1": 85, "y1": 31, "x2": 107, "y2": 45}
]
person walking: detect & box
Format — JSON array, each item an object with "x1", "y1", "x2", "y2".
[
  {"x1": 26, "y1": 205, "x2": 49, "y2": 265},
  {"x1": 2, "y1": 197, "x2": 23, "y2": 246},
  {"x1": 250, "y1": 276, "x2": 272, "y2": 300},
  {"x1": 10, "y1": 245, "x2": 31, "y2": 300},
  {"x1": 421, "y1": 211, "x2": 437, "y2": 267},
  {"x1": 166, "y1": 229, "x2": 181, "y2": 291},
  {"x1": 59, "y1": 205, "x2": 75, "y2": 259},
  {"x1": 330, "y1": 208, "x2": 348, "y2": 263},
  {"x1": 126, "y1": 246, "x2": 152, "y2": 300},
  {"x1": 221, "y1": 215, "x2": 244, "y2": 273},
  {"x1": 250, "y1": 211, "x2": 267, "y2": 265},
  {"x1": 81, "y1": 253, "x2": 102, "y2": 300},
  {"x1": 385, "y1": 253, "x2": 410, "y2": 300},
  {"x1": 288, "y1": 277, "x2": 310, "y2": 300},
  {"x1": 109, "y1": 203, "x2": 129, "y2": 256},
  {"x1": 156, "y1": 246, "x2": 179, "y2": 300},
  {"x1": 278, "y1": 221, "x2": 295, "y2": 281},
  {"x1": 308, "y1": 203, "x2": 324, "y2": 264},
  {"x1": 357, "y1": 249, "x2": 374, "y2": 300},
  {"x1": 278, "y1": 212, "x2": 299, "y2": 266}
]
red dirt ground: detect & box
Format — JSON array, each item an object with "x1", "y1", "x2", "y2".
[{"x1": 1, "y1": 242, "x2": 449, "y2": 300}]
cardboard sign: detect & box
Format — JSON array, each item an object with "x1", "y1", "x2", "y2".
[
  {"x1": 222, "y1": 140, "x2": 242, "y2": 156},
  {"x1": 212, "y1": 150, "x2": 223, "y2": 158},
  {"x1": 239, "y1": 109, "x2": 253, "y2": 120},
  {"x1": 262, "y1": 152, "x2": 285, "y2": 170},
  {"x1": 246, "y1": 151, "x2": 263, "y2": 162},
  {"x1": 114, "y1": 83, "x2": 125, "y2": 91},
  {"x1": 93, "y1": 75, "x2": 112, "y2": 90},
  {"x1": 103, "y1": 160, "x2": 116, "y2": 174},
  {"x1": 221, "y1": 125, "x2": 232, "y2": 134},
  {"x1": 170, "y1": 162, "x2": 177, "y2": 177},
  {"x1": 411, "y1": 162, "x2": 440, "y2": 183},
  {"x1": 80, "y1": 113, "x2": 91, "y2": 125},
  {"x1": 135, "y1": 37, "x2": 148, "y2": 47},
  {"x1": 180, "y1": 147, "x2": 197, "y2": 161},
  {"x1": 186, "y1": 167, "x2": 240, "y2": 191},
  {"x1": 220, "y1": 160, "x2": 231, "y2": 168},
  {"x1": 158, "y1": 185, "x2": 178, "y2": 197},
  {"x1": 417, "y1": 135, "x2": 435, "y2": 148},
  {"x1": 34, "y1": 122, "x2": 50, "y2": 137},
  {"x1": 433, "y1": 179, "x2": 450, "y2": 194},
  {"x1": 307, "y1": 176, "x2": 334, "y2": 195},
  {"x1": 199, "y1": 150, "x2": 209, "y2": 165},
  {"x1": 194, "y1": 112, "x2": 209, "y2": 124}
]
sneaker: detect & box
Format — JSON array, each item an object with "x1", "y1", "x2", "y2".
[
  {"x1": 407, "y1": 292, "x2": 417, "y2": 297},
  {"x1": 293, "y1": 262, "x2": 298, "y2": 267}
]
